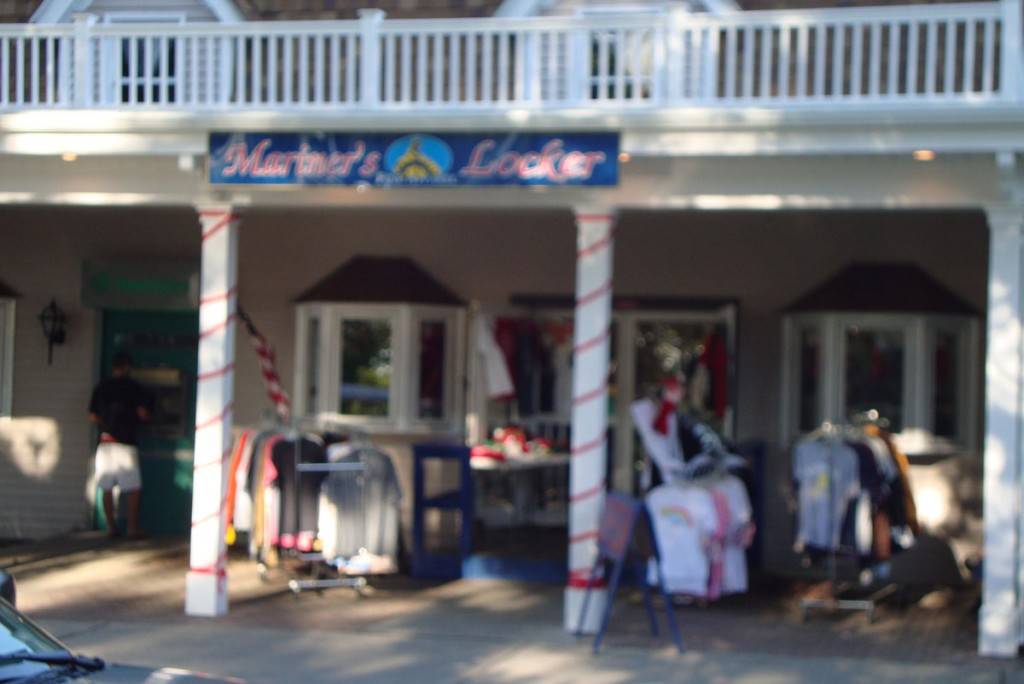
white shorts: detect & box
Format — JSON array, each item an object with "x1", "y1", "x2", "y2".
[{"x1": 95, "y1": 442, "x2": 142, "y2": 492}]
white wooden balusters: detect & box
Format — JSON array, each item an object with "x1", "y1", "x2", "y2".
[{"x1": 0, "y1": 2, "x2": 1015, "y2": 111}]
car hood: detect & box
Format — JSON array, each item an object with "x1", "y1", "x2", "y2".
[{"x1": 71, "y1": 664, "x2": 244, "y2": 683}]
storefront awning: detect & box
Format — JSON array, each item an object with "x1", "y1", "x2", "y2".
[
  {"x1": 295, "y1": 256, "x2": 464, "y2": 306},
  {"x1": 784, "y1": 262, "x2": 978, "y2": 316}
]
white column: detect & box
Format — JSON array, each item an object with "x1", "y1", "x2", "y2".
[
  {"x1": 185, "y1": 205, "x2": 239, "y2": 618},
  {"x1": 71, "y1": 14, "x2": 96, "y2": 108},
  {"x1": 358, "y1": 9, "x2": 385, "y2": 107},
  {"x1": 980, "y1": 204, "x2": 1024, "y2": 656},
  {"x1": 564, "y1": 207, "x2": 615, "y2": 634},
  {"x1": 1001, "y1": 0, "x2": 1022, "y2": 101}
]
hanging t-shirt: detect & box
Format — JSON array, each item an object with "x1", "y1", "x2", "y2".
[
  {"x1": 646, "y1": 482, "x2": 719, "y2": 596},
  {"x1": 319, "y1": 444, "x2": 402, "y2": 563},
  {"x1": 513, "y1": 320, "x2": 541, "y2": 416},
  {"x1": 864, "y1": 424, "x2": 920, "y2": 535},
  {"x1": 707, "y1": 487, "x2": 731, "y2": 600},
  {"x1": 271, "y1": 435, "x2": 327, "y2": 551},
  {"x1": 225, "y1": 429, "x2": 253, "y2": 537},
  {"x1": 793, "y1": 438, "x2": 860, "y2": 551},
  {"x1": 853, "y1": 491, "x2": 873, "y2": 557},
  {"x1": 474, "y1": 315, "x2": 515, "y2": 400},
  {"x1": 709, "y1": 475, "x2": 752, "y2": 595},
  {"x1": 553, "y1": 344, "x2": 573, "y2": 418},
  {"x1": 864, "y1": 435, "x2": 898, "y2": 482},
  {"x1": 700, "y1": 331, "x2": 729, "y2": 419}
]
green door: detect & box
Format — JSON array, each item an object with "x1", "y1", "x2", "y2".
[{"x1": 96, "y1": 310, "x2": 198, "y2": 536}]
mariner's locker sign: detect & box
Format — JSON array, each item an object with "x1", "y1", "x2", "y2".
[{"x1": 208, "y1": 132, "x2": 619, "y2": 187}]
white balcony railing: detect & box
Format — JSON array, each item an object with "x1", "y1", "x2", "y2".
[{"x1": 0, "y1": 2, "x2": 1017, "y2": 113}]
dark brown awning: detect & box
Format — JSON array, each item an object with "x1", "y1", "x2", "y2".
[
  {"x1": 785, "y1": 262, "x2": 978, "y2": 315},
  {"x1": 296, "y1": 256, "x2": 464, "y2": 306}
]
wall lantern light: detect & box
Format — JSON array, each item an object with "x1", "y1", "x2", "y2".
[{"x1": 38, "y1": 299, "x2": 66, "y2": 365}]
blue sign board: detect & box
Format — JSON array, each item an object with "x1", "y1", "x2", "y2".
[{"x1": 208, "y1": 132, "x2": 619, "y2": 187}]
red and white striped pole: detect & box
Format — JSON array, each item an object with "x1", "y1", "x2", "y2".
[
  {"x1": 186, "y1": 205, "x2": 239, "y2": 617},
  {"x1": 238, "y1": 309, "x2": 290, "y2": 421},
  {"x1": 564, "y1": 207, "x2": 615, "y2": 633}
]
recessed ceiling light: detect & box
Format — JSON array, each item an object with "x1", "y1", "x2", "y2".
[
  {"x1": 618, "y1": 151, "x2": 631, "y2": 163},
  {"x1": 913, "y1": 149, "x2": 936, "y2": 162},
  {"x1": 61, "y1": 152, "x2": 77, "y2": 162}
]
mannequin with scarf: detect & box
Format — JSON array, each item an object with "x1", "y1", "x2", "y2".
[{"x1": 633, "y1": 375, "x2": 734, "y2": 491}]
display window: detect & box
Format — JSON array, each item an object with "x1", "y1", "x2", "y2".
[
  {"x1": 471, "y1": 303, "x2": 737, "y2": 450},
  {"x1": 338, "y1": 316, "x2": 394, "y2": 418},
  {"x1": 467, "y1": 299, "x2": 738, "y2": 562},
  {"x1": 294, "y1": 303, "x2": 464, "y2": 433},
  {"x1": 783, "y1": 312, "x2": 980, "y2": 454},
  {"x1": 844, "y1": 324, "x2": 906, "y2": 432}
]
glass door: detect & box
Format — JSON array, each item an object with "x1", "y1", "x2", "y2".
[
  {"x1": 97, "y1": 309, "x2": 198, "y2": 535},
  {"x1": 615, "y1": 307, "x2": 737, "y2": 495}
]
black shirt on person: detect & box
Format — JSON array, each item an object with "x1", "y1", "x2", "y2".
[{"x1": 89, "y1": 376, "x2": 150, "y2": 446}]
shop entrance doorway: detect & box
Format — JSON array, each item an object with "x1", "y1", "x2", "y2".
[
  {"x1": 467, "y1": 301, "x2": 738, "y2": 579},
  {"x1": 611, "y1": 305, "x2": 737, "y2": 495},
  {"x1": 95, "y1": 310, "x2": 198, "y2": 536}
]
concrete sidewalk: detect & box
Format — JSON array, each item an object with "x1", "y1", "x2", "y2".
[
  {"x1": 34, "y1": 617, "x2": 1011, "y2": 684},
  {"x1": 6, "y1": 535, "x2": 1023, "y2": 683}
]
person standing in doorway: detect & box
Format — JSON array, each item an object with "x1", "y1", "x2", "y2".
[{"x1": 89, "y1": 352, "x2": 151, "y2": 538}]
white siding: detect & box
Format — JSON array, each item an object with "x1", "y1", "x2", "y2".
[
  {"x1": 0, "y1": 207, "x2": 198, "y2": 540},
  {"x1": 0, "y1": 417, "x2": 88, "y2": 539},
  {"x1": 0, "y1": 298, "x2": 97, "y2": 539}
]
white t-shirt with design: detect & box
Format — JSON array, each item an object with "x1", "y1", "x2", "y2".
[{"x1": 646, "y1": 482, "x2": 719, "y2": 596}]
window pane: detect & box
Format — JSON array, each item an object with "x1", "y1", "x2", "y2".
[
  {"x1": 798, "y1": 327, "x2": 820, "y2": 432},
  {"x1": 633, "y1": 321, "x2": 730, "y2": 434},
  {"x1": 340, "y1": 319, "x2": 392, "y2": 417},
  {"x1": 418, "y1": 320, "x2": 446, "y2": 420},
  {"x1": 934, "y1": 330, "x2": 960, "y2": 439},
  {"x1": 305, "y1": 316, "x2": 320, "y2": 414},
  {"x1": 845, "y1": 327, "x2": 904, "y2": 431}
]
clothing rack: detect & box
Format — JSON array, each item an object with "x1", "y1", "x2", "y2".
[
  {"x1": 287, "y1": 458, "x2": 369, "y2": 596},
  {"x1": 797, "y1": 419, "x2": 900, "y2": 623},
  {"x1": 257, "y1": 416, "x2": 373, "y2": 596}
]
